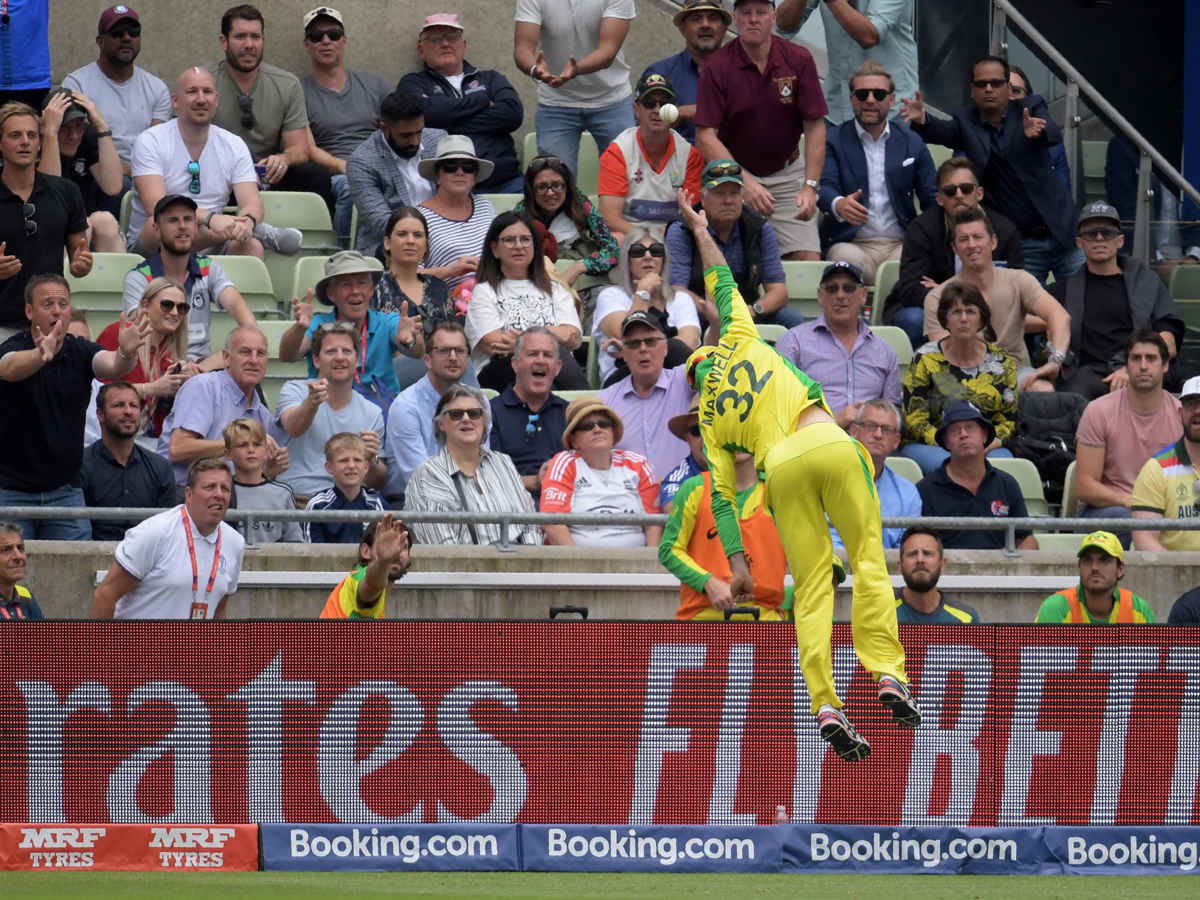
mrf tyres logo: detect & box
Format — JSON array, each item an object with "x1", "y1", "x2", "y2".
[
  {"x1": 548, "y1": 828, "x2": 755, "y2": 866},
  {"x1": 810, "y1": 831, "x2": 1018, "y2": 868},
  {"x1": 150, "y1": 826, "x2": 239, "y2": 868},
  {"x1": 17, "y1": 827, "x2": 107, "y2": 868}
]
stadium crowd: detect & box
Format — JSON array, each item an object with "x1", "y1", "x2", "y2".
[{"x1": 0, "y1": 0, "x2": 1199, "y2": 624}]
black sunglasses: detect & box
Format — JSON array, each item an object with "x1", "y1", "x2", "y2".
[
  {"x1": 22, "y1": 202, "x2": 35, "y2": 237},
  {"x1": 686, "y1": 424, "x2": 701, "y2": 438},
  {"x1": 1080, "y1": 226, "x2": 1121, "y2": 241},
  {"x1": 236, "y1": 93, "x2": 254, "y2": 130},
  {"x1": 107, "y1": 24, "x2": 141, "y2": 39},
  {"x1": 972, "y1": 78, "x2": 1008, "y2": 89},
  {"x1": 528, "y1": 156, "x2": 568, "y2": 175},
  {"x1": 704, "y1": 163, "x2": 742, "y2": 179},
  {"x1": 305, "y1": 27, "x2": 344, "y2": 42},
  {"x1": 446, "y1": 407, "x2": 484, "y2": 421},
  {"x1": 939, "y1": 182, "x2": 977, "y2": 197},
  {"x1": 158, "y1": 299, "x2": 190, "y2": 314},
  {"x1": 439, "y1": 159, "x2": 478, "y2": 174},
  {"x1": 851, "y1": 88, "x2": 891, "y2": 102},
  {"x1": 639, "y1": 97, "x2": 670, "y2": 110},
  {"x1": 187, "y1": 160, "x2": 201, "y2": 195},
  {"x1": 577, "y1": 418, "x2": 615, "y2": 432},
  {"x1": 628, "y1": 242, "x2": 665, "y2": 259}
]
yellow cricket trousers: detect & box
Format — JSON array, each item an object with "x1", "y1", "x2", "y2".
[{"x1": 763, "y1": 422, "x2": 908, "y2": 713}]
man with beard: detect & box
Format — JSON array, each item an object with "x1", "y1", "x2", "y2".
[
  {"x1": 894, "y1": 525, "x2": 980, "y2": 624},
  {"x1": 81, "y1": 381, "x2": 177, "y2": 541},
  {"x1": 641, "y1": 0, "x2": 730, "y2": 145},
  {"x1": 319, "y1": 514, "x2": 410, "y2": 619},
  {"x1": 122, "y1": 195, "x2": 255, "y2": 369},
  {"x1": 64, "y1": 6, "x2": 172, "y2": 183},
  {"x1": 206, "y1": 4, "x2": 333, "y2": 211},
  {"x1": 346, "y1": 90, "x2": 446, "y2": 259},
  {"x1": 91, "y1": 457, "x2": 245, "y2": 619},
  {"x1": 1036, "y1": 531, "x2": 1155, "y2": 624},
  {"x1": 1132, "y1": 375, "x2": 1200, "y2": 552}
]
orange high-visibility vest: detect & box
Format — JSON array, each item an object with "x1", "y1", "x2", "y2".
[{"x1": 1061, "y1": 585, "x2": 1134, "y2": 624}]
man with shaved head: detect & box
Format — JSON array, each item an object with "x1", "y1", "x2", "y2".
[{"x1": 126, "y1": 66, "x2": 300, "y2": 258}]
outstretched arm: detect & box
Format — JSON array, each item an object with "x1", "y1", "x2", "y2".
[{"x1": 675, "y1": 190, "x2": 757, "y2": 343}]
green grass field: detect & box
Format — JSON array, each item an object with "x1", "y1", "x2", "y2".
[{"x1": 0, "y1": 872, "x2": 1197, "y2": 900}]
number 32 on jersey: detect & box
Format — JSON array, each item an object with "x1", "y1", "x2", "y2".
[{"x1": 715, "y1": 360, "x2": 772, "y2": 422}]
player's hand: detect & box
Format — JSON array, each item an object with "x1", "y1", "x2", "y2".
[
  {"x1": 293, "y1": 289, "x2": 314, "y2": 328},
  {"x1": 741, "y1": 176, "x2": 776, "y2": 216},
  {"x1": 835, "y1": 190, "x2": 869, "y2": 226},
  {"x1": 1103, "y1": 366, "x2": 1129, "y2": 392},
  {"x1": 1023, "y1": 107, "x2": 1047, "y2": 140},
  {"x1": 704, "y1": 576, "x2": 734, "y2": 610},
  {"x1": 795, "y1": 184, "x2": 818, "y2": 221},
  {"x1": 900, "y1": 90, "x2": 925, "y2": 126},
  {"x1": 374, "y1": 513, "x2": 408, "y2": 565},
  {"x1": 0, "y1": 242, "x2": 21, "y2": 279},
  {"x1": 306, "y1": 377, "x2": 329, "y2": 406},
  {"x1": 728, "y1": 553, "x2": 755, "y2": 604},
  {"x1": 676, "y1": 188, "x2": 709, "y2": 233}
]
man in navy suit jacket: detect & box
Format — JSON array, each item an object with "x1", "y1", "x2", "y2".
[
  {"x1": 900, "y1": 55, "x2": 1083, "y2": 285},
  {"x1": 818, "y1": 61, "x2": 936, "y2": 285}
]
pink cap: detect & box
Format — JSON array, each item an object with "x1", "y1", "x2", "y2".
[{"x1": 419, "y1": 13, "x2": 463, "y2": 36}]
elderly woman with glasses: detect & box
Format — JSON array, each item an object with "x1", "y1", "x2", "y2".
[
  {"x1": 97, "y1": 276, "x2": 196, "y2": 436},
  {"x1": 902, "y1": 282, "x2": 1017, "y2": 474},
  {"x1": 465, "y1": 211, "x2": 590, "y2": 392},
  {"x1": 419, "y1": 135, "x2": 497, "y2": 293},
  {"x1": 514, "y1": 154, "x2": 618, "y2": 286},
  {"x1": 541, "y1": 397, "x2": 662, "y2": 548},
  {"x1": 404, "y1": 385, "x2": 541, "y2": 546},
  {"x1": 591, "y1": 225, "x2": 701, "y2": 387}
]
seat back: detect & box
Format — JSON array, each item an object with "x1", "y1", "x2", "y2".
[
  {"x1": 872, "y1": 325, "x2": 914, "y2": 383},
  {"x1": 481, "y1": 193, "x2": 522, "y2": 214},
  {"x1": 66, "y1": 252, "x2": 145, "y2": 310},
  {"x1": 209, "y1": 255, "x2": 279, "y2": 315},
  {"x1": 782, "y1": 260, "x2": 828, "y2": 320},
  {"x1": 884, "y1": 456, "x2": 922, "y2": 486},
  {"x1": 1031, "y1": 532, "x2": 1086, "y2": 553},
  {"x1": 554, "y1": 390, "x2": 598, "y2": 403},
  {"x1": 871, "y1": 259, "x2": 900, "y2": 326},
  {"x1": 989, "y1": 457, "x2": 1049, "y2": 516},
  {"x1": 1061, "y1": 460, "x2": 1078, "y2": 518},
  {"x1": 290, "y1": 254, "x2": 384, "y2": 305},
  {"x1": 756, "y1": 323, "x2": 786, "y2": 344},
  {"x1": 1081, "y1": 140, "x2": 1108, "y2": 208}
]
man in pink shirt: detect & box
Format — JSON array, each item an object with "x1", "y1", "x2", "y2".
[{"x1": 1074, "y1": 330, "x2": 1183, "y2": 546}]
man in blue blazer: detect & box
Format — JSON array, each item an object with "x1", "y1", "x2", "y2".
[
  {"x1": 900, "y1": 55, "x2": 1083, "y2": 285},
  {"x1": 818, "y1": 61, "x2": 936, "y2": 285}
]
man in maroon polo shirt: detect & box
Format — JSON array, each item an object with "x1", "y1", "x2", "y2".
[{"x1": 694, "y1": 0, "x2": 826, "y2": 261}]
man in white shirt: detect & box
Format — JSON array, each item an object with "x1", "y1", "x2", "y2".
[
  {"x1": 91, "y1": 458, "x2": 245, "y2": 620},
  {"x1": 127, "y1": 66, "x2": 300, "y2": 259}
]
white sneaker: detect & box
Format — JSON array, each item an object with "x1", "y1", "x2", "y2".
[{"x1": 254, "y1": 222, "x2": 303, "y2": 255}]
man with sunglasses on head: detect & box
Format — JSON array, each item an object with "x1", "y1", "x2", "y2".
[
  {"x1": 901, "y1": 55, "x2": 1083, "y2": 285},
  {"x1": 300, "y1": 7, "x2": 391, "y2": 248},
  {"x1": 883, "y1": 157, "x2": 1024, "y2": 348},
  {"x1": 598, "y1": 72, "x2": 704, "y2": 242},
  {"x1": 205, "y1": 4, "x2": 334, "y2": 216},
  {"x1": 1047, "y1": 202, "x2": 1183, "y2": 401},
  {"x1": 818, "y1": 61, "x2": 936, "y2": 286},
  {"x1": 400, "y1": 14, "x2": 524, "y2": 194},
  {"x1": 64, "y1": 6, "x2": 171, "y2": 189}
]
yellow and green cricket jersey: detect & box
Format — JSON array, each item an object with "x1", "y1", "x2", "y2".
[
  {"x1": 319, "y1": 565, "x2": 387, "y2": 619},
  {"x1": 696, "y1": 265, "x2": 832, "y2": 556},
  {"x1": 1035, "y1": 584, "x2": 1156, "y2": 624}
]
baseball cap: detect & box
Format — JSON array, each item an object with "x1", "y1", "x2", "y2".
[
  {"x1": 302, "y1": 6, "x2": 344, "y2": 29},
  {"x1": 733, "y1": 0, "x2": 776, "y2": 7},
  {"x1": 42, "y1": 89, "x2": 89, "y2": 126},
  {"x1": 820, "y1": 260, "x2": 865, "y2": 287},
  {"x1": 1078, "y1": 530, "x2": 1124, "y2": 564},
  {"x1": 635, "y1": 72, "x2": 675, "y2": 103},
  {"x1": 621, "y1": 310, "x2": 666, "y2": 337},
  {"x1": 1180, "y1": 375, "x2": 1200, "y2": 400},
  {"x1": 674, "y1": 0, "x2": 732, "y2": 27},
  {"x1": 419, "y1": 13, "x2": 464, "y2": 37},
  {"x1": 701, "y1": 158, "x2": 743, "y2": 188},
  {"x1": 153, "y1": 194, "x2": 198, "y2": 220},
  {"x1": 1078, "y1": 201, "x2": 1121, "y2": 228},
  {"x1": 934, "y1": 399, "x2": 996, "y2": 449},
  {"x1": 98, "y1": 5, "x2": 139, "y2": 34}
]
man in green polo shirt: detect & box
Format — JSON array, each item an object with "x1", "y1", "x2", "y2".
[{"x1": 1035, "y1": 531, "x2": 1156, "y2": 624}]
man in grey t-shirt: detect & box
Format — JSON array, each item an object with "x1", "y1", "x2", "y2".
[
  {"x1": 63, "y1": 6, "x2": 171, "y2": 181},
  {"x1": 300, "y1": 7, "x2": 391, "y2": 247}
]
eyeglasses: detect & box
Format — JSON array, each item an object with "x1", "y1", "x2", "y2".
[
  {"x1": 855, "y1": 422, "x2": 898, "y2": 435},
  {"x1": 236, "y1": 93, "x2": 254, "y2": 130},
  {"x1": 851, "y1": 88, "x2": 891, "y2": 102},
  {"x1": 686, "y1": 424, "x2": 701, "y2": 438},
  {"x1": 1080, "y1": 226, "x2": 1121, "y2": 241},
  {"x1": 1009, "y1": 85, "x2": 1028, "y2": 98},
  {"x1": 439, "y1": 159, "x2": 478, "y2": 175},
  {"x1": 939, "y1": 182, "x2": 977, "y2": 197},
  {"x1": 22, "y1": 202, "x2": 35, "y2": 237},
  {"x1": 947, "y1": 306, "x2": 981, "y2": 318},
  {"x1": 525, "y1": 413, "x2": 540, "y2": 441},
  {"x1": 306, "y1": 27, "x2": 344, "y2": 42},
  {"x1": 821, "y1": 281, "x2": 860, "y2": 294},
  {"x1": 316, "y1": 321, "x2": 357, "y2": 334},
  {"x1": 704, "y1": 163, "x2": 742, "y2": 180},
  {"x1": 498, "y1": 234, "x2": 534, "y2": 248},
  {"x1": 422, "y1": 30, "x2": 463, "y2": 44},
  {"x1": 187, "y1": 160, "x2": 201, "y2": 195},
  {"x1": 158, "y1": 299, "x2": 190, "y2": 314},
  {"x1": 107, "y1": 24, "x2": 141, "y2": 39},
  {"x1": 432, "y1": 345, "x2": 468, "y2": 358},
  {"x1": 628, "y1": 242, "x2": 665, "y2": 259},
  {"x1": 638, "y1": 97, "x2": 670, "y2": 110},
  {"x1": 623, "y1": 336, "x2": 664, "y2": 350},
  {"x1": 534, "y1": 180, "x2": 566, "y2": 194},
  {"x1": 528, "y1": 156, "x2": 567, "y2": 175},
  {"x1": 445, "y1": 407, "x2": 484, "y2": 421},
  {"x1": 972, "y1": 78, "x2": 1008, "y2": 89},
  {"x1": 577, "y1": 418, "x2": 615, "y2": 432}
]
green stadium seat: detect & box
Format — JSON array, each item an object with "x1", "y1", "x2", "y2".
[
  {"x1": 66, "y1": 252, "x2": 144, "y2": 310},
  {"x1": 209, "y1": 255, "x2": 279, "y2": 316},
  {"x1": 261, "y1": 191, "x2": 337, "y2": 247},
  {"x1": 555, "y1": 389, "x2": 597, "y2": 403},
  {"x1": 1169, "y1": 265, "x2": 1200, "y2": 329},
  {"x1": 258, "y1": 319, "x2": 311, "y2": 415},
  {"x1": 1061, "y1": 460, "x2": 1078, "y2": 518},
  {"x1": 118, "y1": 190, "x2": 134, "y2": 235},
  {"x1": 480, "y1": 388, "x2": 499, "y2": 400},
  {"x1": 989, "y1": 457, "x2": 1049, "y2": 517},
  {"x1": 521, "y1": 132, "x2": 600, "y2": 195},
  {"x1": 757, "y1": 323, "x2": 786, "y2": 343},
  {"x1": 482, "y1": 193, "x2": 522, "y2": 214},
  {"x1": 782, "y1": 259, "x2": 827, "y2": 320},
  {"x1": 873, "y1": 325, "x2": 913, "y2": 382},
  {"x1": 555, "y1": 257, "x2": 612, "y2": 292},
  {"x1": 349, "y1": 204, "x2": 359, "y2": 252},
  {"x1": 1032, "y1": 532, "x2": 1086, "y2": 552},
  {"x1": 1081, "y1": 140, "x2": 1108, "y2": 208},
  {"x1": 871, "y1": 259, "x2": 900, "y2": 325},
  {"x1": 884, "y1": 456, "x2": 922, "y2": 485},
  {"x1": 290, "y1": 254, "x2": 383, "y2": 305},
  {"x1": 927, "y1": 143, "x2": 953, "y2": 171}
]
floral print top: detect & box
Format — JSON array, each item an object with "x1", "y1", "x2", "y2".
[
  {"x1": 515, "y1": 189, "x2": 619, "y2": 276},
  {"x1": 903, "y1": 339, "x2": 1018, "y2": 446},
  {"x1": 373, "y1": 270, "x2": 460, "y2": 331}
]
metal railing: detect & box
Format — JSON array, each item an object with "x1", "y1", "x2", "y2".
[
  {"x1": 2, "y1": 506, "x2": 1193, "y2": 557},
  {"x1": 991, "y1": 0, "x2": 1200, "y2": 264}
]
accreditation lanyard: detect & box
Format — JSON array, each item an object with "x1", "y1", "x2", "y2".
[
  {"x1": 0, "y1": 604, "x2": 25, "y2": 620},
  {"x1": 181, "y1": 507, "x2": 221, "y2": 620}
]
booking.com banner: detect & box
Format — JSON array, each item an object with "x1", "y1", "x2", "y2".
[{"x1": 1, "y1": 623, "x2": 1199, "y2": 827}]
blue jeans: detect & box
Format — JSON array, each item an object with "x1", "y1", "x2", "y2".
[
  {"x1": 480, "y1": 173, "x2": 527, "y2": 194},
  {"x1": 900, "y1": 443, "x2": 1013, "y2": 475},
  {"x1": 331, "y1": 173, "x2": 352, "y2": 247},
  {"x1": 759, "y1": 305, "x2": 806, "y2": 330},
  {"x1": 893, "y1": 306, "x2": 927, "y2": 349},
  {"x1": 0, "y1": 485, "x2": 92, "y2": 540},
  {"x1": 535, "y1": 99, "x2": 635, "y2": 174},
  {"x1": 1021, "y1": 234, "x2": 1085, "y2": 285}
]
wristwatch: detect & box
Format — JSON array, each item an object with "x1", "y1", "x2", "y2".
[
  {"x1": 803, "y1": 179, "x2": 820, "y2": 190},
  {"x1": 635, "y1": 290, "x2": 652, "y2": 302},
  {"x1": 751, "y1": 301, "x2": 765, "y2": 317}
]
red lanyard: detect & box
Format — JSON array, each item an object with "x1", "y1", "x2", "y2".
[
  {"x1": 0, "y1": 605, "x2": 24, "y2": 620},
  {"x1": 181, "y1": 506, "x2": 221, "y2": 619},
  {"x1": 359, "y1": 320, "x2": 367, "y2": 383}
]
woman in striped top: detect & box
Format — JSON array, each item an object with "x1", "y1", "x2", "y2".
[
  {"x1": 419, "y1": 136, "x2": 497, "y2": 293},
  {"x1": 404, "y1": 385, "x2": 541, "y2": 547}
]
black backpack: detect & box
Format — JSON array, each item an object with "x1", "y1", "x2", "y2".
[{"x1": 1009, "y1": 392, "x2": 1088, "y2": 505}]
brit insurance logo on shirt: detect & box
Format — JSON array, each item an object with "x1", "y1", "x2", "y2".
[
  {"x1": 990, "y1": 500, "x2": 1010, "y2": 517},
  {"x1": 775, "y1": 76, "x2": 796, "y2": 105}
]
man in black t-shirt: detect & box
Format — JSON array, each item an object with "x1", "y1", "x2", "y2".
[
  {"x1": 1168, "y1": 586, "x2": 1200, "y2": 625},
  {"x1": 38, "y1": 88, "x2": 124, "y2": 252},
  {"x1": 0, "y1": 273, "x2": 150, "y2": 539},
  {"x1": 1049, "y1": 202, "x2": 1185, "y2": 400}
]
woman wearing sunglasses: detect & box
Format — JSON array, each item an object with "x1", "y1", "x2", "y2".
[
  {"x1": 591, "y1": 226, "x2": 701, "y2": 386},
  {"x1": 418, "y1": 136, "x2": 497, "y2": 292},
  {"x1": 541, "y1": 397, "x2": 661, "y2": 548},
  {"x1": 465, "y1": 211, "x2": 590, "y2": 391},
  {"x1": 514, "y1": 154, "x2": 618, "y2": 287},
  {"x1": 404, "y1": 385, "x2": 541, "y2": 546},
  {"x1": 97, "y1": 277, "x2": 196, "y2": 437}
]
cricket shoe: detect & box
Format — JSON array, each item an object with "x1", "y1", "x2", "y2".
[
  {"x1": 816, "y1": 707, "x2": 871, "y2": 761},
  {"x1": 878, "y1": 675, "x2": 921, "y2": 727},
  {"x1": 254, "y1": 221, "x2": 303, "y2": 255}
]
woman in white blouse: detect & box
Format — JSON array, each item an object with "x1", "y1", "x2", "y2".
[
  {"x1": 465, "y1": 211, "x2": 591, "y2": 392},
  {"x1": 591, "y1": 226, "x2": 701, "y2": 387},
  {"x1": 405, "y1": 385, "x2": 541, "y2": 547}
]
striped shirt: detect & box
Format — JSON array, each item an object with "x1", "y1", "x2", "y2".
[
  {"x1": 773, "y1": 315, "x2": 901, "y2": 415},
  {"x1": 404, "y1": 446, "x2": 541, "y2": 546},
  {"x1": 421, "y1": 196, "x2": 497, "y2": 290}
]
